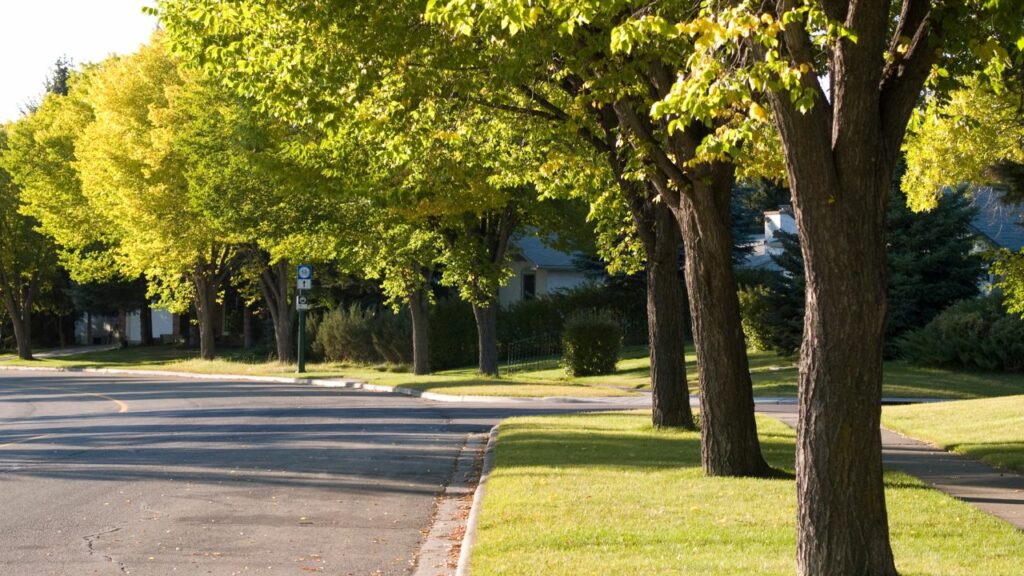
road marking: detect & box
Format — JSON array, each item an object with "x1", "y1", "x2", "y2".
[
  {"x1": 4, "y1": 386, "x2": 129, "y2": 414},
  {"x1": 0, "y1": 433, "x2": 53, "y2": 449}
]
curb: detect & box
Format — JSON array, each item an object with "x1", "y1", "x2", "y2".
[
  {"x1": 455, "y1": 424, "x2": 500, "y2": 576},
  {"x1": 0, "y1": 364, "x2": 641, "y2": 405},
  {"x1": 413, "y1": 431, "x2": 489, "y2": 576}
]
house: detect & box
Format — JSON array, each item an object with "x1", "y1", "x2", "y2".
[
  {"x1": 75, "y1": 309, "x2": 178, "y2": 345},
  {"x1": 738, "y1": 189, "x2": 1024, "y2": 277},
  {"x1": 738, "y1": 205, "x2": 797, "y2": 271},
  {"x1": 970, "y1": 188, "x2": 1024, "y2": 252},
  {"x1": 498, "y1": 235, "x2": 593, "y2": 306}
]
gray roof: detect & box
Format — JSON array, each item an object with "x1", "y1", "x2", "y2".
[
  {"x1": 513, "y1": 235, "x2": 580, "y2": 270},
  {"x1": 971, "y1": 188, "x2": 1024, "y2": 251}
]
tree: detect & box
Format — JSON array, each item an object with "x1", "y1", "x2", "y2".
[
  {"x1": 618, "y1": 3, "x2": 1022, "y2": 572},
  {"x1": 902, "y1": 76, "x2": 1024, "y2": 317},
  {"x1": 426, "y1": 0, "x2": 769, "y2": 469},
  {"x1": 0, "y1": 126, "x2": 58, "y2": 359},
  {"x1": 73, "y1": 39, "x2": 240, "y2": 360}
]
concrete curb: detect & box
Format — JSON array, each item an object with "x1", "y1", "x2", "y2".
[
  {"x1": 0, "y1": 364, "x2": 640, "y2": 405},
  {"x1": 455, "y1": 424, "x2": 500, "y2": 576},
  {"x1": 413, "y1": 432, "x2": 489, "y2": 576}
]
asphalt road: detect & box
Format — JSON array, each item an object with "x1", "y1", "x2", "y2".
[{"x1": 0, "y1": 371, "x2": 629, "y2": 576}]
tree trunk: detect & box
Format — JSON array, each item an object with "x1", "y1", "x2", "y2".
[
  {"x1": 86, "y1": 311, "x2": 93, "y2": 345},
  {"x1": 409, "y1": 287, "x2": 430, "y2": 375},
  {"x1": 771, "y1": 102, "x2": 897, "y2": 574},
  {"x1": 117, "y1": 309, "x2": 128, "y2": 347},
  {"x1": 642, "y1": 201, "x2": 694, "y2": 429},
  {"x1": 243, "y1": 305, "x2": 255, "y2": 350},
  {"x1": 471, "y1": 303, "x2": 498, "y2": 376},
  {"x1": 139, "y1": 300, "x2": 154, "y2": 346},
  {"x1": 675, "y1": 166, "x2": 771, "y2": 477},
  {"x1": 256, "y1": 258, "x2": 296, "y2": 363},
  {"x1": 11, "y1": 315, "x2": 31, "y2": 360},
  {"x1": 274, "y1": 309, "x2": 295, "y2": 364},
  {"x1": 791, "y1": 176, "x2": 895, "y2": 576},
  {"x1": 192, "y1": 275, "x2": 217, "y2": 360},
  {"x1": 57, "y1": 315, "x2": 68, "y2": 348}
]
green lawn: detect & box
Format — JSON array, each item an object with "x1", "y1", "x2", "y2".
[
  {"x1": 4, "y1": 343, "x2": 1023, "y2": 399},
  {"x1": 471, "y1": 412, "x2": 1024, "y2": 576},
  {"x1": 0, "y1": 345, "x2": 632, "y2": 398},
  {"x1": 512, "y1": 345, "x2": 1024, "y2": 399},
  {"x1": 883, "y1": 395, "x2": 1024, "y2": 474}
]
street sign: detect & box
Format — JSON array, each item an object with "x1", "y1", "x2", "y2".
[
  {"x1": 296, "y1": 295, "x2": 310, "y2": 311},
  {"x1": 297, "y1": 264, "x2": 313, "y2": 290}
]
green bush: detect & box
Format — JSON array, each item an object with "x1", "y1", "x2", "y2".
[
  {"x1": 562, "y1": 311, "x2": 622, "y2": 376},
  {"x1": 898, "y1": 295, "x2": 1024, "y2": 372},
  {"x1": 372, "y1": 309, "x2": 413, "y2": 365},
  {"x1": 430, "y1": 298, "x2": 478, "y2": 370},
  {"x1": 738, "y1": 284, "x2": 773, "y2": 352},
  {"x1": 498, "y1": 298, "x2": 564, "y2": 350},
  {"x1": 314, "y1": 305, "x2": 380, "y2": 364}
]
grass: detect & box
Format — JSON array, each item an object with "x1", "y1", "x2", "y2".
[
  {"x1": 883, "y1": 395, "x2": 1024, "y2": 474},
  {"x1": 5, "y1": 342, "x2": 1023, "y2": 399},
  {"x1": 511, "y1": 345, "x2": 1024, "y2": 399},
  {"x1": 0, "y1": 345, "x2": 632, "y2": 398},
  {"x1": 472, "y1": 411, "x2": 1024, "y2": 576}
]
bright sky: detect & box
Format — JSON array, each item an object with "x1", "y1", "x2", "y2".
[{"x1": 0, "y1": 0, "x2": 158, "y2": 123}]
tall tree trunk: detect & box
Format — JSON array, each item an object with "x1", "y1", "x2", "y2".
[
  {"x1": 674, "y1": 167, "x2": 771, "y2": 477},
  {"x1": 192, "y1": 274, "x2": 217, "y2": 360},
  {"x1": 471, "y1": 303, "x2": 498, "y2": 376},
  {"x1": 770, "y1": 97, "x2": 898, "y2": 574},
  {"x1": 409, "y1": 286, "x2": 430, "y2": 375},
  {"x1": 0, "y1": 269, "x2": 35, "y2": 360},
  {"x1": 791, "y1": 172, "x2": 895, "y2": 576},
  {"x1": 639, "y1": 198, "x2": 694, "y2": 429},
  {"x1": 258, "y1": 258, "x2": 296, "y2": 364},
  {"x1": 139, "y1": 299, "x2": 154, "y2": 346},
  {"x1": 758, "y1": 0, "x2": 935, "y2": 567},
  {"x1": 242, "y1": 305, "x2": 255, "y2": 350},
  {"x1": 611, "y1": 98, "x2": 768, "y2": 476},
  {"x1": 117, "y1": 309, "x2": 128, "y2": 347},
  {"x1": 11, "y1": 315, "x2": 31, "y2": 360}
]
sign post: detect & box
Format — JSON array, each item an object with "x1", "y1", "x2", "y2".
[{"x1": 296, "y1": 264, "x2": 313, "y2": 374}]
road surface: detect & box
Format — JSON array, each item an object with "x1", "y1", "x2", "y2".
[{"x1": 0, "y1": 371, "x2": 627, "y2": 576}]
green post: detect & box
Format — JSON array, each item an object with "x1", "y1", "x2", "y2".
[{"x1": 297, "y1": 305, "x2": 306, "y2": 374}]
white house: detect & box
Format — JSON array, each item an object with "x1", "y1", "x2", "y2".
[
  {"x1": 738, "y1": 190, "x2": 1024, "y2": 278},
  {"x1": 75, "y1": 309, "x2": 177, "y2": 345},
  {"x1": 739, "y1": 204, "x2": 797, "y2": 271},
  {"x1": 498, "y1": 235, "x2": 593, "y2": 306}
]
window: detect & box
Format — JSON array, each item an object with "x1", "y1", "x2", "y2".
[{"x1": 522, "y1": 272, "x2": 537, "y2": 300}]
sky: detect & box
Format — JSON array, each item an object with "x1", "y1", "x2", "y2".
[{"x1": 0, "y1": 0, "x2": 158, "y2": 123}]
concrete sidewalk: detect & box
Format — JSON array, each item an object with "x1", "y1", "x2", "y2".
[{"x1": 757, "y1": 403, "x2": 1024, "y2": 530}]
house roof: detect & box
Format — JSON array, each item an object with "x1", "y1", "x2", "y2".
[
  {"x1": 971, "y1": 188, "x2": 1024, "y2": 251},
  {"x1": 513, "y1": 235, "x2": 580, "y2": 270}
]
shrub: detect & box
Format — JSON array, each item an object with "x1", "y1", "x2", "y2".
[
  {"x1": 898, "y1": 295, "x2": 1024, "y2": 372},
  {"x1": 562, "y1": 311, "x2": 622, "y2": 376},
  {"x1": 372, "y1": 309, "x2": 413, "y2": 365},
  {"x1": 738, "y1": 284, "x2": 773, "y2": 352},
  {"x1": 498, "y1": 298, "x2": 564, "y2": 351},
  {"x1": 314, "y1": 305, "x2": 380, "y2": 364},
  {"x1": 430, "y1": 298, "x2": 478, "y2": 370}
]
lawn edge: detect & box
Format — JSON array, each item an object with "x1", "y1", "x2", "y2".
[
  {"x1": 0, "y1": 364, "x2": 636, "y2": 404},
  {"x1": 456, "y1": 424, "x2": 500, "y2": 576}
]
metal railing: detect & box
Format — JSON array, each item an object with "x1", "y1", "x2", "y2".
[{"x1": 502, "y1": 332, "x2": 562, "y2": 375}]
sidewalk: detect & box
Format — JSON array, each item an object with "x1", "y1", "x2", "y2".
[{"x1": 757, "y1": 403, "x2": 1024, "y2": 530}]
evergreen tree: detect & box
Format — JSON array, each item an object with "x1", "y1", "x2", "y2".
[{"x1": 755, "y1": 182, "x2": 983, "y2": 356}]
